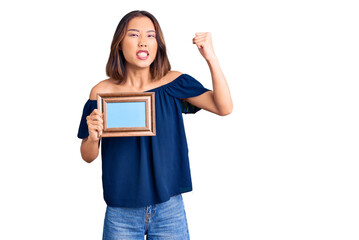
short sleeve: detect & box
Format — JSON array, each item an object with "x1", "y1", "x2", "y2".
[
  {"x1": 77, "y1": 100, "x2": 97, "y2": 139},
  {"x1": 166, "y1": 74, "x2": 211, "y2": 114}
]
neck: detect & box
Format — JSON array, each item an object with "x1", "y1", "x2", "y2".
[{"x1": 124, "y1": 65, "x2": 152, "y2": 90}]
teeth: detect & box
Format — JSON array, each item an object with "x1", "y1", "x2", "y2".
[{"x1": 137, "y1": 52, "x2": 148, "y2": 57}]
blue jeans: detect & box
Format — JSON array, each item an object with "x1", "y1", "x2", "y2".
[{"x1": 102, "y1": 194, "x2": 190, "y2": 240}]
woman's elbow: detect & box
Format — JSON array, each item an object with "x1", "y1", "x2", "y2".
[
  {"x1": 82, "y1": 156, "x2": 96, "y2": 163},
  {"x1": 219, "y1": 110, "x2": 232, "y2": 116},
  {"x1": 218, "y1": 105, "x2": 233, "y2": 116}
]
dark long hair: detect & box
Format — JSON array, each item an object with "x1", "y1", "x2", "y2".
[{"x1": 106, "y1": 10, "x2": 171, "y2": 83}]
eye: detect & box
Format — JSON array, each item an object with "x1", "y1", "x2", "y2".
[
  {"x1": 129, "y1": 34, "x2": 138, "y2": 37},
  {"x1": 148, "y1": 34, "x2": 155, "y2": 38}
]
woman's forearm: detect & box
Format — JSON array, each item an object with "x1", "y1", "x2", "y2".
[
  {"x1": 80, "y1": 137, "x2": 99, "y2": 163},
  {"x1": 206, "y1": 57, "x2": 233, "y2": 115}
]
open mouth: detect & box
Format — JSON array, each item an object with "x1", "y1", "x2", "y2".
[
  {"x1": 137, "y1": 51, "x2": 149, "y2": 60},
  {"x1": 137, "y1": 52, "x2": 149, "y2": 57}
]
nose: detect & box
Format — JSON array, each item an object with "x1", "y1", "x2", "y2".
[{"x1": 138, "y1": 36, "x2": 147, "y2": 47}]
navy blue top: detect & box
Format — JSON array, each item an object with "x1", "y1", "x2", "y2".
[{"x1": 77, "y1": 73, "x2": 211, "y2": 208}]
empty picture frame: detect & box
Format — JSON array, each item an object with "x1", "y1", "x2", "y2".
[{"x1": 97, "y1": 92, "x2": 156, "y2": 137}]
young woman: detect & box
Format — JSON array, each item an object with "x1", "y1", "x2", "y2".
[{"x1": 77, "y1": 10, "x2": 232, "y2": 240}]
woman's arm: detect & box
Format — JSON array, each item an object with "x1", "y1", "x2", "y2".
[
  {"x1": 183, "y1": 32, "x2": 233, "y2": 116},
  {"x1": 81, "y1": 137, "x2": 100, "y2": 163},
  {"x1": 80, "y1": 84, "x2": 104, "y2": 163}
]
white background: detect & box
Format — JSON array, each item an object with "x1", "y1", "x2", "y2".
[{"x1": 1, "y1": 0, "x2": 358, "y2": 239}]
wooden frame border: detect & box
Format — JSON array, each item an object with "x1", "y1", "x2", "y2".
[{"x1": 97, "y1": 92, "x2": 156, "y2": 137}]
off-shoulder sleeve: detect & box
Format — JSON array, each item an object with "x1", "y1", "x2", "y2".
[
  {"x1": 77, "y1": 99, "x2": 97, "y2": 139},
  {"x1": 166, "y1": 74, "x2": 211, "y2": 114}
]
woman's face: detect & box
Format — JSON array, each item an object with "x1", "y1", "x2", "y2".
[{"x1": 120, "y1": 17, "x2": 158, "y2": 68}]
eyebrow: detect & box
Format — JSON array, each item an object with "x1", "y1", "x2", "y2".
[{"x1": 127, "y1": 29, "x2": 155, "y2": 33}]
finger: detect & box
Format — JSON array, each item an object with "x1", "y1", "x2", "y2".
[
  {"x1": 193, "y1": 39, "x2": 205, "y2": 46},
  {"x1": 94, "y1": 115, "x2": 103, "y2": 123},
  {"x1": 92, "y1": 109, "x2": 102, "y2": 116},
  {"x1": 193, "y1": 38, "x2": 206, "y2": 45},
  {"x1": 196, "y1": 43, "x2": 204, "y2": 49},
  {"x1": 194, "y1": 36, "x2": 206, "y2": 40},
  {"x1": 194, "y1": 34, "x2": 208, "y2": 39},
  {"x1": 87, "y1": 115, "x2": 103, "y2": 124},
  {"x1": 88, "y1": 123, "x2": 97, "y2": 132},
  {"x1": 88, "y1": 119, "x2": 103, "y2": 127},
  {"x1": 194, "y1": 40, "x2": 205, "y2": 46},
  {"x1": 89, "y1": 123, "x2": 102, "y2": 132},
  {"x1": 193, "y1": 35, "x2": 207, "y2": 41},
  {"x1": 90, "y1": 111, "x2": 103, "y2": 120},
  {"x1": 88, "y1": 121, "x2": 103, "y2": 132},
  {"x1": 98, "y1": 110, "x2": 103, "y2": 118},
  {"x1": 193, "y1": 40, "x2": 206, "y2": 45}
]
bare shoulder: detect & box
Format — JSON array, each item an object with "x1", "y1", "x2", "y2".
[
  {"x1": 166, "y1": 70, "x2": 183, "y2": 83},
  {"x1": 89, "y1": 79, "x2": 112, "y2": 100}
]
